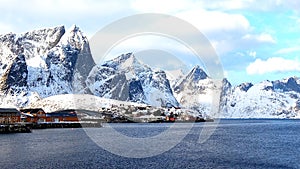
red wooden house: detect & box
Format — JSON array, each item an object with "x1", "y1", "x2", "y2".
[
  {"x1": 45, "y1": 110, "x2": 79, "y2": 122},
  {"x1": 20, "y1": 108, "x2": 46, "y2": 123},
  {"x1": 0, "y1": 108, "x2": 21, "y2": 124}
]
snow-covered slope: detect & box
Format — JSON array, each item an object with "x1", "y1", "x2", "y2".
[
  {"x1": 172, "y1": 65, "x2": 300, "y2": 118},
  {"x1": 222, "y1": 78, "x2": 300, "y2": 118},
  {"x1": 86, "y1": 53, "x2": 179, "y2": 107},
  {"x1": 173, "y1": 65, "x2": 223, "y2": 117},
  {"x1": 28, "y1": 94, "x2": 147, "y2": 113}
]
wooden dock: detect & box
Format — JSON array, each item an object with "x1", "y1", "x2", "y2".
[
  {"x1": 0, "y1": 123, "x2": 31, "y2": 133},
  {"x1": 31, "y1": 122, "x2": 102, "y2": 129},
  {"x1": 0, "y1": 121, "x2": 102, "y2": 133}
]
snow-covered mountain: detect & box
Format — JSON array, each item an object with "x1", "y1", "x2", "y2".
[
  {"x1": 172, "y1": 65, "x2": 225, "y2": 117},
  {"x1": 0, "y1": 25, "x2": 95, "y2": 107},
  {"x1": 86, "y1": 53, "x2": 179, "y2": 107},
  {"x1": 0, "y1": 25, "x2": 299, "y2": 118},
  {"x1": 172, "y1": 64, "x2": 300, "y2": 118},
  {"x1": 222, "y1": 77, "x2": 300, "y2": 118},
  {"x1": 0, "y1": 26, "x2": 178, "y2": 108},
  {"x1": 173, "y1": 66, "x2": 210, "y2": 110}
]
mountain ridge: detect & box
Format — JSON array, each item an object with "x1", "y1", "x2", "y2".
[{"x1": 0, "y1": 25, "x2": 299, "y2": 118}]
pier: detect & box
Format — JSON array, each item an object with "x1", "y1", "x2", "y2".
[
  {"x1": 31, "y1": 121, "x2": 102, "y2": 129},
  {"x1": 0, "y1": 123, "x2": 31, "y2": 133}
]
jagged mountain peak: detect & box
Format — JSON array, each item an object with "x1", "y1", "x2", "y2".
[
  {"x1": 173, "y1": 65, "x2": 209, "y2": 92},
  {"x1": 102, "y1": 53, "x2": 151, "y2": 74},
  {"x1": 116, "y1": 52, "x2": 136, "y2": 66},
  {"x1": 237, "y1": 82, "x2": 253, "y2": 92},
  {"x1": 272, "y1": 76, "x2": 300, "y2": 93},
  {"x1": 21, "y1": 25, "x2": 66, "y2": 51},
  {"x1": 286, "y1": 77, "x2": 299, "y2": 84},
  {"x1": 104, "y1": 53, "x2": 135, "y2": 66},
  {"x1": 69, "y1": 24, "x2": 80, "y2": 32},
  {"x1": 117, "y1": 52, "x2": 134, "y2": 61},
  {"x1": 280, "y1": 76, "x2": 299, "y2": 83},
  {"x1": 87, "y1": 52, "x2": 179, "y2": 107},
  {"x1": 60, "y1": 25, "x2": 88, "y2": 50},
  {"x1": 0, "y1": 25, "x2": 66, "y2": 67},
  {"x1": 0, "y1": 25, "x2": 65, "y2": 41},
  {"x1": 186, "y1": 65, "x2": 208, "y2": 81},
  {"x1": 222, "y1": 78, "x2": 232, "y2": 90},
  {"x1": 21, "y1": 25, "x2": 65, "y2": 38}
]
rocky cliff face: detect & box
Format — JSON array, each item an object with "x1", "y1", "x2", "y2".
[
  {"x1": 0, "y1": 54, "x2": 28, "y2": 95},
  {"x1": 0, "y1": 25, "x2": 95, "y2": 106},
  {"x1": 86, "y1": 53, "x2": 179, "y2": 107}
]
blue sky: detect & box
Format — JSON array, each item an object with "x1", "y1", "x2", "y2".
[{"x1": 0, "y1": 0, "x2": 299, "y2": 85}]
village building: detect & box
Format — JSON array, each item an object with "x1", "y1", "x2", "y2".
[
  {"x1": 20, "y1": 108, "x2": 46, "y2": 123},
  {"x1": 45, "y1": 109, "x2": 79, "y2": 122},
  {"x1": 0, "y1": 108, "x2": 21, "y2": 124}
]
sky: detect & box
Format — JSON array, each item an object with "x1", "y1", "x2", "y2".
[{"x1": 0, "y1": 0, "x2": 299, "y2": 85}]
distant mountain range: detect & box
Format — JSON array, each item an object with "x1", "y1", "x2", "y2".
[{"x1": 0, "y1": 25, "x2": 299, "y2": 118}]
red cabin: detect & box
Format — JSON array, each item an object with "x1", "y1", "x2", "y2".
[
  {"x1": 45, "y1": 110, "x2": 79, "y2": 122},
  {"x1": 0, "y1": 108, "x2": 21, "y2": 124},
  {"x1": 20, "y1": 108, "x2": 46, "y2": 123}
]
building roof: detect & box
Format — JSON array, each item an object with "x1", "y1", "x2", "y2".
[
  {"x1": 46, "y1": 110, "x2": 77, "y2": 117},
  {"x1": 46, "y1": 113, "x2": 77, "y2": 117},
  {"x1": 0, "y1": 108, "x2": 20, "y2": 114},
  {"x1": 20, "y1": 108, "x2": 45, "y2": 114}
]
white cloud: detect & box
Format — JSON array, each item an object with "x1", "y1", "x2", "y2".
[
  {"x1": 248, "y1": 51, "x2": 257, "y2": 58},
  {"x1": 131, "y1": 0, "x2": 250, "y2": 35},
  {"x1": 102, "y1": 35, "x2": 197, "y2": 62},
  {"x1": 275, "y1": 47, "x2": 300, "y2": 54},
  {"x1": 130, "y1": 0, "x2": 191, "y2": 13},
  {"x1": 173, "y1": 9, "x2": 252, "y2": 56},
  {"x1": 130, "y1": 0, "x2": 293, "y2": 14},
  {"x1": 176, "y1": 10, "x2": 250, "y2": 34},
  {"x1": 199, "y1": 0, "x2": 300, "y2": 11},
  {"x1": 242, "y1": 33, "x2": 276, "y2": 44},
  {"x1": 0, "y1": 0, "x2": 132, "y2": 36},
  {"x1": 0, "y1": 0, "x2": 125, "y2": 15},
  {"x1": 198, "y1": 0, "x2": 253, "y2": 10},
  {"x1": 246, "y1": 57, "x2": 300, "y2": 75}
]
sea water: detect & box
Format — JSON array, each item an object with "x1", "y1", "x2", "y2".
[{"x1": 0, "y1": 119, "x2": 300, "y2": 169}]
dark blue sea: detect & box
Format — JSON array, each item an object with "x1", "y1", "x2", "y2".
[{"x1": 1, "y1": 119, "x2": 300, "y2": 169}]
